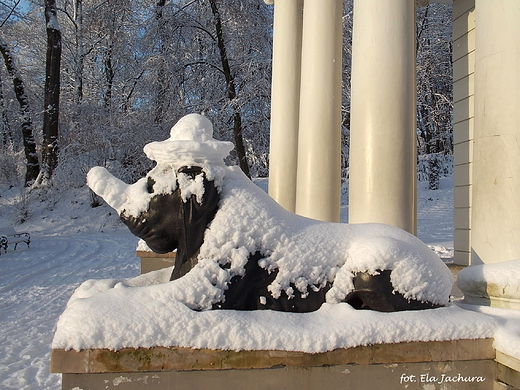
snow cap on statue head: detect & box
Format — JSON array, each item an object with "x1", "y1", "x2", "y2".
[{"x1": 143, "y1": 114, "x2": 234, "y2": 166}]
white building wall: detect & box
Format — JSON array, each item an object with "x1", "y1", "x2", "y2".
[
  {"x1": 471, "y1": 0, "x2": 520, "y2": 264},
  {"x1": 452, "y1": 0, "x2": 475, "y2": 265}
]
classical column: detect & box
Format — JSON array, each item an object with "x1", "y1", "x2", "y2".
[
  {"x1": 267, "y1": 0, "x2": 304, "y2": 212},
  {"x1": 295, "y1": 0, "x2": 343, "y2": 222},
  {"x1": 471, "y1": 0, "x2": 520, "y2": 264},
  {"x1": 349, "y1": 0, "x2": 417, "y2": 234}
]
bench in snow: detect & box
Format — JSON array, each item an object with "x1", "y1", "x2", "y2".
[{"x1": 0, "y1": 227, "x2": 30, "y2": 254}]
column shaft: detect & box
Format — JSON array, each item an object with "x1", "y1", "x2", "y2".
[
  {"x1": 295, "y1": 0, "x2": 343, "y2": 222},
  {"x1": 349, "y1": 0, "x2": 417, "y2": 234},
  {"x1": 268, "y1": 0, "x2": 304, "y2": 212}
]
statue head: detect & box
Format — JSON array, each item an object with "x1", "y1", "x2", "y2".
[{"x1": 87, "y1": 114, "x2": 233, "y2": 280}]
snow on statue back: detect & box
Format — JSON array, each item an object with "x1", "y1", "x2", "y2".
[{"x1": 87, "y1": 114, "x2": 453, "y2": 313}]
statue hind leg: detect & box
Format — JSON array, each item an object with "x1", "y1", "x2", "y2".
[{"x1": 344, "y1": 270, "x2": 442, "y2": 312}]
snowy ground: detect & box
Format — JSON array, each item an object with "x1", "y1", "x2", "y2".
[
  {"x1": 0, "y1": 174, "x2": 499, "y2": 390},
  {"x1": 0, "y1": 184, "x2": 140, "y2": 390}
]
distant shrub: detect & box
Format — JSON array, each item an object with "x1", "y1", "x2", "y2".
[{"x1": 417, "y1": 153, "x2": 453, "y2": 190}]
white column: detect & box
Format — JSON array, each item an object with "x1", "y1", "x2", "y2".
[
  {"x1": 295, "y1": 0, "x2": 343, "y2": 222},
  {"x1": 349, "y1": 0, "x2": 417, "y2": 234},
  {"x1": 267, "y1": 0, "x2": 304, "y2": 212},
  {"x1": 471, "y1": 0, "x2": 520, "y2": 264}
]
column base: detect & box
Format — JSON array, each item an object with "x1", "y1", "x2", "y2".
[{"x1": 457, "y1": 260, "x2": 520, "y2": 310}]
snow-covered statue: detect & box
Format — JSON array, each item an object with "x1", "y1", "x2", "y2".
[{"x1": 87, "y1": 114, "x2": 453, "y2": 313}]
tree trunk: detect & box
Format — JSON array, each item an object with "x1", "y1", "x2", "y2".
[
  {"x1": 103, "y1": 41, "x2": 114, "y2": 108},
  {"x1": 208, "y1": 0, "x2": 250, "y2": 178},
  {"x1": 41, "y1": 0, "x2": 62, "y2": 181},
  {"x1": 0, "y1": 73, "x2": 13, "y2": 146},
  {"x1": 153, "y1": 0, "x2": 168, "y2": 124},
  {"x1": 0, "y1": 37, "x2": 40, "y2": 185},
  {"x1": 73, "y1": 0, "x2": 84, "y2": 104}
]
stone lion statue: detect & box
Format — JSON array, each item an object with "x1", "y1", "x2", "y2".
[{"x1": 88, "y1": 114, "x2": 453, "y2": 313}]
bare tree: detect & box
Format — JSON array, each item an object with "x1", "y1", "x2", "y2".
[
  {"x1": 40, "y1": 0, "x2": 62, "y2": 182},
  {"x1": 415, "y1": 3, "x2": 453, "y2": 189},
  {"x1": 208, "y1": 0, "x2": 250, "y2": 177},
  {"x1": 152, "y1": 0, "x2": 168, "y2": 124},
  {"x1": 0, "y1": 36, "x2": 40, "y2": 185},
  {"x1": 416, "y1": 4, "x2": 453, "y2": 156},
  {"x1": 72, "y1": 0, "x2": 84, "y2": 104},
  {"x1": 0, "y1": 72, "x2": 12, "y2": 145}
]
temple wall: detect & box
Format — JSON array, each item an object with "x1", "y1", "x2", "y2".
[
  {"x1": 471, "y1": 0, "x2": 520, "y2": 264},
  {"x1": 452, "y1": 0, "x2": 475, "y2": 265}
]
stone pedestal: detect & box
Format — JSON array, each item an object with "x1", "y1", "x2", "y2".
[
  {"x1": 136, "y1": 250, "x2": 175, "y2": 274},
  {"x1": 496, "y1": 352, "x2": 520, "y2": 390},
  {"x1": 52, "y1": 339, "x2": 499, "y2": 390}
]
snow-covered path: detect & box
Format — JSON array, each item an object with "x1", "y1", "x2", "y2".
[
  {"x1": 417, "y1": 176, "x2": 454, "y2": 244},
  {"x1": 0, "y1": 231, "x2": 139, "y2": 390}
]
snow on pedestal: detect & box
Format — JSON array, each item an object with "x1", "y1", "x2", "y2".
[{"x1": 52, "y1": 264, "x2": 495, "y2": 352}]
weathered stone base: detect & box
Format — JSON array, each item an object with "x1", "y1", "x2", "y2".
[
  {"x1": 136, "y1": 250, "x2": 175, "y2": 274},
  {"x1": 462, "y1": 294, "x2": 520, "y2": 310},
  {"x1": 62, "y1": 360, "x2": 497, "y2": 390},
  {"x1": 456, "y1": 260, "x2": 520, "y2": 310},
  {"x1": 52, "y1": 339, "x2": 506, "y2": 390},
  {"x1": 497, "y1": 352, "x2": 520, "y2": 389}
]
